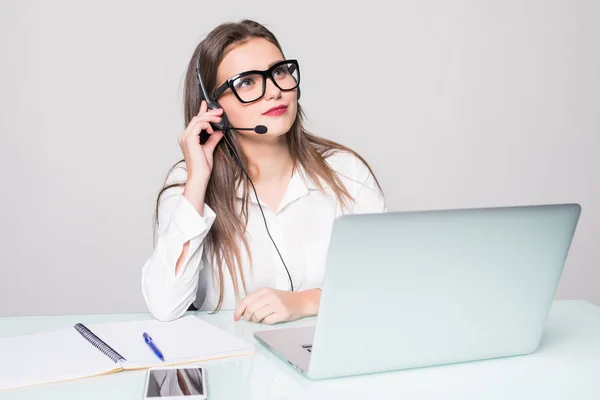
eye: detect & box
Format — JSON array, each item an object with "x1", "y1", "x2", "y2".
[
  {"x1": 273, "y1": 66, "x2": 289, "y2": 77},
  {"x1": 234, "y1": 77, "x2": 255, "y2": 90}
]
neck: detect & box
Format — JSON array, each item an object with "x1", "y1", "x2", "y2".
[{"x1": 237, "y1": 134, "x2": 294, "y2": 183}]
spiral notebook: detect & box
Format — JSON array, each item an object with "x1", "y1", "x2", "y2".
[{"x1": 0, "y1": 315, "x2": 254, "y2": 391}]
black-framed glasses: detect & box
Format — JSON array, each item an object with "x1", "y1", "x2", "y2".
[{"x1": 212, "y1": 59, "x2": 300, "y2": 103}]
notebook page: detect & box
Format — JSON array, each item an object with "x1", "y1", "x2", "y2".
[
  {"x1": 84, "y1": 315, "x2": 254, "y2": 369},
  {"x1": 0, "y1": 327, "x2": 121, "y2": 390}
]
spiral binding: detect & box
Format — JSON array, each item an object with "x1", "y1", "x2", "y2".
[{"x1": 74, "y1": 323, "x2": 126, "y2": 363}]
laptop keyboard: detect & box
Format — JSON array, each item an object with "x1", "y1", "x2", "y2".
[{"x1": 301, "y1": 344, "x2": 312, "y2": 353}]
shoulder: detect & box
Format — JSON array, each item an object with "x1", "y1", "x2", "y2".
[
  {"x1": 324, "y1": 150, "x2": 380, "y2": 195},
  {"x1": 321, "y1": 149, "x2": 386, "y2": 213}
]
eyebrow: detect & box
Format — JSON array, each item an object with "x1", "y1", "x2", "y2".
[
  {"x1": 267, "y1": 59, "x2": 284, "y2": 68},
  {"x1": 224, "y1": 60, "x2": 285, "y2": 82}
]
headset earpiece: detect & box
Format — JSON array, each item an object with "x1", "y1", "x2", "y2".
[{"x1": 212, "y1": 99, "x2": 230, "y2": 133}]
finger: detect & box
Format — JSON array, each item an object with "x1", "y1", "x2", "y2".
[
  {"x1": 188, "y1": 117, "x2": 222, "y2": 139},
  {"x1": 204, "y1": 107, "x2": 223, "y2": 116},
  {"x1": 197, "y1": 100, "x2": 207, "y2": 116},
  {"x1": 234, "y1": 289, "x2": 270, "y2": 321},
  {"x1": 181, "y1": 118, "x2": 204, "y2": 143},
  {"x1": 203, "y1": 130, "x2": 224, "y2": 152},
  {"x1": 243, "y1": 296, "x2": 271, "y2": 322},
  {"x1": 197, "y1": 103, "x2": 223, "y2": 119},
  {"x1": 185, "y1": 121, "x2": 214, "y2": 144},
  {"x1": 200, "y1": 122, "x2": 214, "y2": 137},
  {"x1": 242, "y1": 307, "x2": 254, "y2": 322},
  {"x1": 193, "y1": 111, "x2": 223, "y2": 124},
  {"x1": 234, "y1": 298, "x2": 250, "y2": 321},
  {"x1": 251, "y1": 304, "x2": 275, "y2": 323},
  {"x1": 188, "y1": 114, "x2": 222, "y2": 132},
  {"x1": 234, "y1": 305, "x2": 244, "y2": 321},
  {"x1": 262, "y1": 313, "x2": 281, "y2": 325}
]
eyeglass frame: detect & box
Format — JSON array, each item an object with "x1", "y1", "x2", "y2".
[{"x1": 212, "y1": 59, "x2": 300, "y2": 104}]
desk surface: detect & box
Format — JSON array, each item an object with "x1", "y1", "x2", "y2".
[{"x1": 1, "y1": 300, "x2": 599, "y2": 400}]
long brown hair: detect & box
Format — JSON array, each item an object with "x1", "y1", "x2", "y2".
[{"x1": 155, "y1": 20, "x2": 382, "y2": 312}]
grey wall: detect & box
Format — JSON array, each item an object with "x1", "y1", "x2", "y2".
[{"x1": 1, "y1": 0, "x2": 598, "y2": 316}]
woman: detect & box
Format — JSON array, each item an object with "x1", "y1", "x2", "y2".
[{"x1": 141, "y1": 19, "x2": 386, "y2": 324}]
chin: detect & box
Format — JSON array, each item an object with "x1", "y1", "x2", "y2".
[
  {"x1": 266, "y1": 122, "x2": 295, "y2": 137},
  {"x1": 262, "y1": 112, "x2": 296, "y2": 137}
]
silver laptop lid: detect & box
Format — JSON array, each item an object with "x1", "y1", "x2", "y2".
[{"x1": 307, "y1": 204, "x2": 581, "y2": 380}]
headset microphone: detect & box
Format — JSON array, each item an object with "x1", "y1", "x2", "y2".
[
  {"x1": 231, "y1": 125, "x2": 268, "y2": 134},
  {"x1": 199, "y1": 124, "x2": 268, "y2": 144}
]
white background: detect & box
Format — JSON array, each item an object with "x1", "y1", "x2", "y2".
[{"x1": 1, "y1": 0, "x2": 598, "y2": 315}]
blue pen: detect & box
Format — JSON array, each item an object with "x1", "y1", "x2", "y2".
[{"x1": 143, "y1": 332, "x2": 165, "y2": 361}]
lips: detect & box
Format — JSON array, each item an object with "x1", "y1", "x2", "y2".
[{"x1": 263, "y1": 105, "x2": 288, "y2": 116}]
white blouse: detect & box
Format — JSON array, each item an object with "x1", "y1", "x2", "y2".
[{"x1": 141, "y1": 151, "x2": 386, "y2": 321}]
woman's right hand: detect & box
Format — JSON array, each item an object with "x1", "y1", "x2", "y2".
[
  {"x1": 178, "y1": 100, "x2": 225, "y2": 183},
  {"x1": 178, "y1": 100, "x2": 224, "y2": 214}
]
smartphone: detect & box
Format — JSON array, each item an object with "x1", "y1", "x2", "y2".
[{"x1": 143, "y1": 365, "x2": 207, "y2": 399}]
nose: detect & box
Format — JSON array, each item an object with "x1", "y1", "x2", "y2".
[{"x1": 264, "y1": 77, "x2": 282, "y2": 100}]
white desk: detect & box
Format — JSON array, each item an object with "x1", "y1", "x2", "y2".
[{"x1": 1, "y1": 300, "x2": 599, "y2": 400}]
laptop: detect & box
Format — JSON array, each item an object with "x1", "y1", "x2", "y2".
[{"x1": 254, "y1": 203, "x2": 581, "y2": 380}]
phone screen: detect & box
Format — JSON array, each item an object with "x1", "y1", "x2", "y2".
[{"x1": 145, "y1": 367, "x2": 205, "y2": 398}]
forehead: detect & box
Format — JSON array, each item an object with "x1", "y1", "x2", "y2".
[{"x1": 217, "y1": 37, "x2": 284, "y2": 82}]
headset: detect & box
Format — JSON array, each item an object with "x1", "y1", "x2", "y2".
[{"x1": 195, "y1": 53, "x2": 298, "y2": 292}]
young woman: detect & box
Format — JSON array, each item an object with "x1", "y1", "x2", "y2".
[{"x1": 141, "y1": 19, "x2": 386, "y2": 324}]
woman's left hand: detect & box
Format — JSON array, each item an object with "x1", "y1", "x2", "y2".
[{"x1": 233, "y1": 288, "x2": 321, "y2": 324}]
